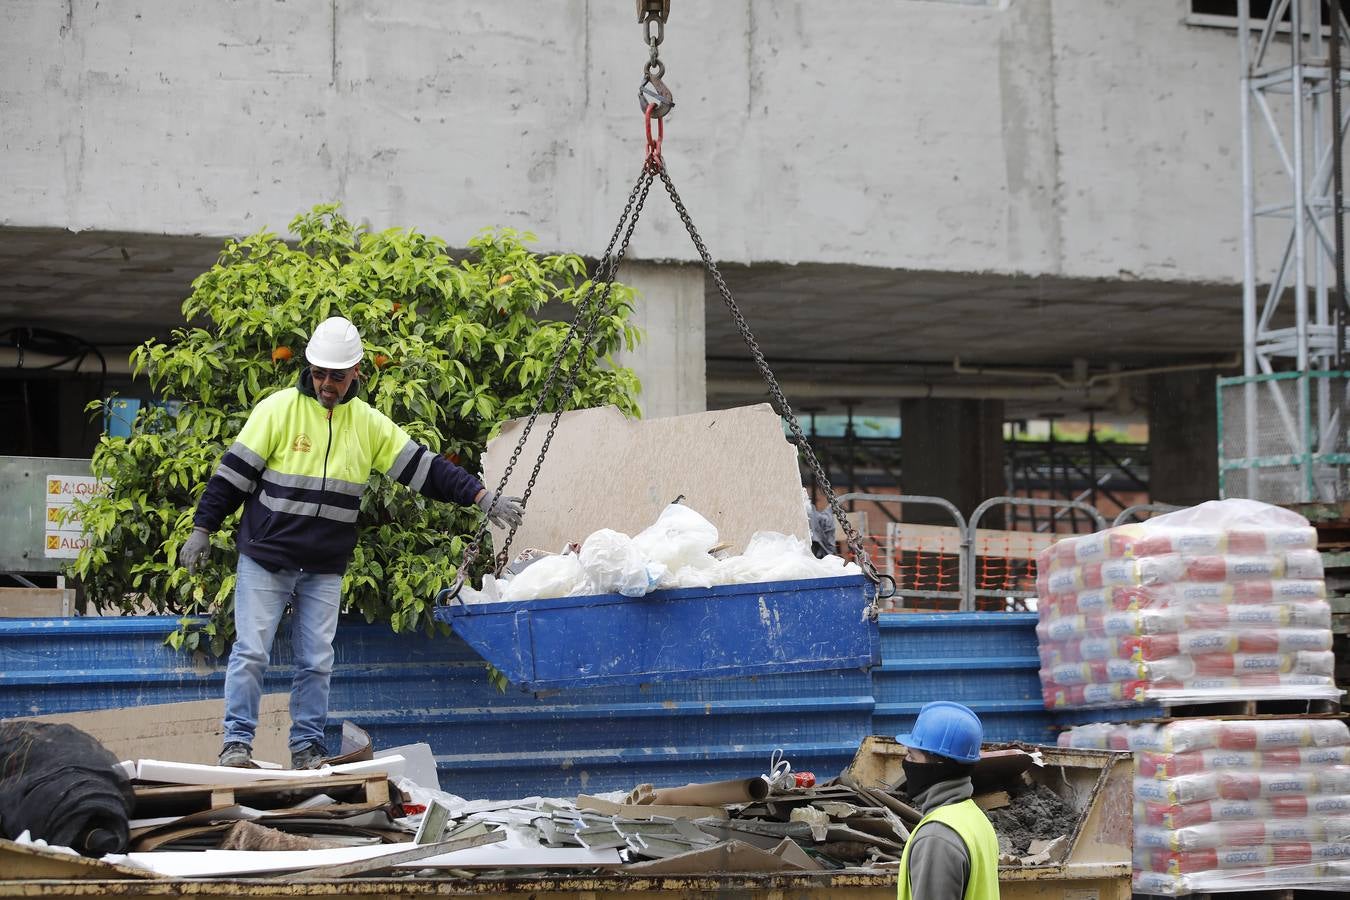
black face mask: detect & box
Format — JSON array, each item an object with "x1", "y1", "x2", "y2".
[{"x1": 902, "y1": 757, "x2": 973, "y2": 799}]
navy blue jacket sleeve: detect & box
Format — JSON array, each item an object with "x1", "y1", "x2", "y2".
[
  {"x1": 387, "y1": 440, "x2": 484, "y2": 506},
  {"x1": 193, "y1": 441, "x2": 266, "y2": 532}
]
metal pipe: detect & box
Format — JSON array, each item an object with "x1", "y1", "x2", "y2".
[
  {"x1": 709, "y1": 377, "x2": 1120, "y2": 403},
  {"x1": 1294, "y1": 0, "x2": 1314, "y2": 493},
  {"x1": 0, "y1": 348, "x2": 133, "y2": 375},
  {"x1": 952, "y1": 354, "x2": 1239, "y2": 389}
]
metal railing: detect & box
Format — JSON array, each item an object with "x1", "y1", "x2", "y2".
[
  {"x1": 834, "y1": 492, "x2": 1119, "y2": 613},
  {"x1": 965, "y1": 497, "x2": 1105, "y2": 612},
  {"x1": 837, "y1": 493, "x2": 966, "y2": 611},
  {"x1": 1112, "y1": 502, "x2": 1182, "y2": 527}
]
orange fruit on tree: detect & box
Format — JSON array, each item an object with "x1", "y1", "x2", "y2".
[
  {"x1": 497, "y1": 274, "x2": 513, "y2": 285},
  {"x1": 271, "y1": 346, "x2": 292, "y2": 363},
  {"x1": 373, "y1": 353, "x2": 391, "y2": 369}
]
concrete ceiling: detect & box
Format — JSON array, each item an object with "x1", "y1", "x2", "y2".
[
  {"x1": 702, "y1": 262, "x2": 1243, "y2": 417},
  {"x1": 0, "y1": 227, "x2": 1246, "y2": 419}
]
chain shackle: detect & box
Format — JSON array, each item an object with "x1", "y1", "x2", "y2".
[
  {"x1": 637, "y1": 0, "x2": 674, "y2": 117},
  {"x1": 652, "y1": 165, "x2": 887, "y2": 612}
]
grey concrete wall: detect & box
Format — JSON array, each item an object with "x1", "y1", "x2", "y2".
[
  {"x1": 617, "y1": 263, "x2": 706, "y2": 418},
  {"x1": 2, "y1": 0, "x2": 1250, "y2": 282}
]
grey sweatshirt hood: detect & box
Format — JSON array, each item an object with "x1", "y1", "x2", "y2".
[{"x1": 912, "y1": 775, "x2": 975, "y2": 815}]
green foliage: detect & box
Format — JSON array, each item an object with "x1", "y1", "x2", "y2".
[{"x1": 71, "y1": 205, "x2": 642, "y2": 654}]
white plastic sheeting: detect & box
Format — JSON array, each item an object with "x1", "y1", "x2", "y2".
[{"x1": 465, "y1": 503, "x2": 859, "y2": 604}]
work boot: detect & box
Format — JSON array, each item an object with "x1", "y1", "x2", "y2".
[
  {"x1": 290, "y1": 742, "x2": 327, "y2": 770},
  {"x1": 218, "y1": 741, "x2": 253, "y2": 768}
]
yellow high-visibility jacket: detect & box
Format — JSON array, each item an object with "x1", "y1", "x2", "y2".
[{"x1": 193, "y1": 374, "x2": 482, "y2": 573}]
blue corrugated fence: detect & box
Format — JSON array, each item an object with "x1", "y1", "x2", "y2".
[{"x1": 0, "y1": 611, "x2": 1075, "y2": 799}]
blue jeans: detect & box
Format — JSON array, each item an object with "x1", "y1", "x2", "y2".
[{"x1": 223, "y1": 554, "x2": 342, "y2": 752}]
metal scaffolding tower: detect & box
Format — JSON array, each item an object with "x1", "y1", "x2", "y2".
[{"x1": 1223, "y1": 0, "x2": 1350, "y2": 502}]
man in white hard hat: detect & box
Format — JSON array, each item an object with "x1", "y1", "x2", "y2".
[{"x1": 179, "y1": 316, "x2": 523, "y2": 770}]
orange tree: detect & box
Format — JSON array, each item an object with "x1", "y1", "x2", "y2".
[{"x1": 71, "y1": 205, "x2": 642, "y2": 655}]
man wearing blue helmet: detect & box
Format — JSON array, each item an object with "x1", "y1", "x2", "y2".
[{"x1": 895, "y1": 701, "x2": 1000, "y2": 900}]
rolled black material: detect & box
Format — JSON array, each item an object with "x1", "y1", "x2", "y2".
[{"x1": 0, "y1": 720, "x2": 134, "y2": 856}]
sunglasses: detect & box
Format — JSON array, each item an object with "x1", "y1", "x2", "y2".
[{"x1": 310, "y1": 366, "x2": 355, "y2": 383}]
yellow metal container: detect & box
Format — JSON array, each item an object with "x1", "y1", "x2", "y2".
[{"x1": 0, "y1": 745, "x2": 1132, "y2": 900}]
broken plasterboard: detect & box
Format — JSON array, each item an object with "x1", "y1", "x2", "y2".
[
  {"x1": 483, "y1": 404, "x2": 808, "y2": 557},
  {"x1": 20, "y1": 694, "x2": 290, "y2": 766},
  {"x1": 114, "y1": 829, "x2": 622, "y2": 877},
  {"x1": 577, "y1": 793, "x2": 729, "y2": 821},
  {"x1": 134, "y1": 754, "x2": 405, "y2": 786},
  {"x1": 624, "y1": 838, "x2": 819, "y2": 874}
]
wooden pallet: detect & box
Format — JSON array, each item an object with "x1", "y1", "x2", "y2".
[
  {"x1": 1162, "y1": 891, "x2": 1321, "y2": 900},
  {"x1": 1140, "y1": 887, "x2": 1348, "y2": 899},
  {"x1": 132, "y1": 774, "x2": 390, "y2": 819},
  {"x1": 1155, "y1": 699, "x2": 1344, "y2": 720}
]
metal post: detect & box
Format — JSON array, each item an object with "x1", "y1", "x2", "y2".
[
  {"x1": 1240, "y1": 0, "x2": 1260, "y2": 502},
  {"x1": 1238, "y1": 0, "x2": 1349, "y2": 502}
]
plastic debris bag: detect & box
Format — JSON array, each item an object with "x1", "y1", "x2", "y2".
[
  {"x1": 715, "y1": 531, "x2": 860, "y2": 584},
  {"x1": 579, "y1": 528, "x2": 664, "y2": 597},
  {"x1": 502, "y1": 552, "x2": 590, "y2": 602},
  {"x1": 458, "y1": 573, "x2": 503, "y2": 605},
  {"x1": 634, "y1": 504, "x2": 720, "y2": 569}
]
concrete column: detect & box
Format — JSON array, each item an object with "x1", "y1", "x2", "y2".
[
  {"x1": 1147, "y1": 371, "x2": 1219, "y2": 506},
  {"x1": 900, "y1": 398, "x2": 1006, "y2": 528},
  {"x1": 616, "y1": 262, "x2": 706, "y2": 419}
]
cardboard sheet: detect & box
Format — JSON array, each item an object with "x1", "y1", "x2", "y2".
[
  {"x1": 483, "y1": 404, "x2": 808, "y2": 557},
  {"x1": 21, "y1": 695, "x2": 290, "y2": 766}
]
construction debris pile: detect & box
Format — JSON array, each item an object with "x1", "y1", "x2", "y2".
[
  {"x1": 4, "y1": 727, "x2": 1084, "y2": 881},
  {"x1": 1064, "y1": 718, "x2": 1350, "y2": 894},
  {"x1": 1036, "y1": 498, "x2": 1337, "y2": 709},
  {"x1": 463, "y1": 502, "x2": 859, "y2": 604}
]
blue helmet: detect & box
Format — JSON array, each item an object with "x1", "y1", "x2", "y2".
[{"x1": 896, "y1": 701, "x2": 983, "y2": 764}]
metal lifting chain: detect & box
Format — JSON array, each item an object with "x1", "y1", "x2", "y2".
[
  {"x1": 448, "y1": 1, "x2": 892, "y2": 609},
  {"x1": 652, "y1": 167, "x2": 893, "y2": 610},
  {"x1": 447, "y1": 164, "x2": 658, "y2": 597}
]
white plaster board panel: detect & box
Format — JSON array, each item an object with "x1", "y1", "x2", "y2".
[
  {"x1": 482, "y1": 404, "x2": 807, "y2": 559},
  {"x1": 134, "y1": 754, "x2": 405, "y2": 786},
  {"x1": 118, "y1": 830, "x2": 621, "y2": 877}
]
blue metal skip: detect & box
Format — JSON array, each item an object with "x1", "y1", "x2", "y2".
[
  {"x1": 0, "y1": 611, "x2": 1086, "y2": 800},
  {"x1": 435, "y1": 574, "x2": 880, "y2": 691}
]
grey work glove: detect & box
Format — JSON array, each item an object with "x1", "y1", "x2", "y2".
[
  {"x1": 180, "y1": 527, "x2": 211, "y2": 574},
  {"x1": 476, "y1": 490, "x2": 524, "y2": 529}
]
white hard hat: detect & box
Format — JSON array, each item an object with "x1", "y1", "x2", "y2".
[{"x1": 305, "y1": 316, "x2": 364, "y2": 369}]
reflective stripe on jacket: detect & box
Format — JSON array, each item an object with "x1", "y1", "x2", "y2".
[
  {"x1": 897, "y1": 798, "x2": 1000, "y2": 900},
  {"x1": 193, "y1": 374, "x2": 483, "y2": 573}
]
